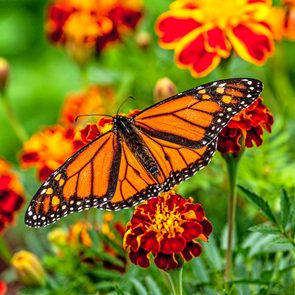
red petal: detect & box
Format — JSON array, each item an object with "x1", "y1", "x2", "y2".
[
  {"x1": 229, "y1": 23, "x2": 273, "y2": 64},
  {"x1": 156, "y1": 14, "x2": 200, "y2": 46},
  {"x1": 141, "y1": 231, "x2": 160, "y2": 253},
  {"x1": 206, "y1": 27, "x2": 231, "y2": 57},
  {"x1": 154, "y1": 252, "x2": 178, "y2": 270},
  {"x1": 200, "y1": 219, "x2": 213, "y2": 236},
  {"x1": 160, "y1": 236, "x2": 186, "y2": 254},
  {"x1": 182, "y1": 222, "x2": 203, "y2": 241},
  {"x1": 176, "y1": 31, "x2": 221, "y2": 77},
  {"x1": 181, "y1": 241, "x2": 202, "y2": 261},
  {"x1": 245, "y1": 126, "x2": 263, "y2": 147},
  {"x1": 129, "y1": 249, "x2": 150, "y2": 268}
]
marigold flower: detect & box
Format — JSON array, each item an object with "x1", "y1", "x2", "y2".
[
  {"x1": 156, "y1": 0, "x2": 274, "y2": 77},
  {"x1": 217, "y1": 97, "x2": 274, "y2": 154},
  {"x1": 124, "y1": 192, "x2": 212, "y2": 270},
  {"x1": 60, "y1": 85, "x2": 114, "y2": 126},
  {"x1": 19, "y1": 125, "x2": 84, "y2": 181},
  {"x1": 11, "y1": 250, "x2": 46, "y2": 287},
  {"x1": 67, "y1": 221, "x2": 93, "y2": 247},
  {"x1": 0, "y1": 158, "x2": 24, "y2": 233},
  {"x1": 46, "y1": 0, "x2": 143, "y2": 61}
]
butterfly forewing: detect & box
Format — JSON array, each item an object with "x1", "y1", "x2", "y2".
[
  {"x1": 25, "y1": 132, "x2": 120, "y2": 227},
  {"x1": 133, "y1": 78, "x2": 263, "y2": 148}
]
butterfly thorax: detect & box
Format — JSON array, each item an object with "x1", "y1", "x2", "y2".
[{"x1": 113, "y1": 115, "x2": 160, "y2": 179}]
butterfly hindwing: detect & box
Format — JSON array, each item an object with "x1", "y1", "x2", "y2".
[
  {"x1": 101, "y1": 137, "x2": 217, "y2": 210},
  {"x1": 134, "y1": 78, "x2": 263, "y2": 148},
  {"x1": 25, "y1": 132, "x2": 120, "y2": 227}
]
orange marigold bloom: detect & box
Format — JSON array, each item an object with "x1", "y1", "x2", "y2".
[
  {"x1": 0, "y1": 158, "x2": 24, "y2": 233},
  {"x1": 124, "y1": 192, "x2": 212, "y2": 270},
  {"x1": 67, "y1": 221, "x2": 93, "y2": 248},
  {"x1": 20, "y1": 125, "x2": 84, "y2": 181},
  {"x1": 217, "y1": 97, "x2": 274, "y2": 154},
  {"x1": 156, "y1": 0, "x2": 274, "y2": 77},
  {"x1": 60, "y1": 85, "x2": 114, "y2": 126},
  {"x1": 46, "y1": 0, "x2": 143, "y2": 57}
]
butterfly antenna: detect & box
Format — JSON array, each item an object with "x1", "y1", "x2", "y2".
[
  {"x1": 75, "y1": 113, "x2": 112, "y2": 123},
  {"x1": 116, "y1": 95, "x2": 134, "y2": 115}
]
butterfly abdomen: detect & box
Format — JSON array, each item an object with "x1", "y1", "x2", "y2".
[{"x1": 115, "y1": 116, "x2": 160, "y2": 178}]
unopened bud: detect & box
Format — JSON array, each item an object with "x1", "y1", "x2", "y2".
[
  {"x1": 153, "y1": 77, "x2": 177, "y2": 101},
  {"x1": 0, "y1": 58, "x2": 9, "y2": 95},
  {"x1": 11, "y1": 250, "x2": 46, "y2": 287},
  {"x1": 136, "y1": 32, "x2": 151, "y2": 49},
  {"x1": 48, "y1": 228, "x2": 67, "y2": 252}
]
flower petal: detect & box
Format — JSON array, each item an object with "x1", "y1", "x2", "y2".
[
  {"x1": 181, "y1": 241, "x2": 202, "y2": 261},
  {"x1": 205, "y1": 27, "x2": 231, "y2": 58},
  {"x1": 156, "y1": 12, "x2": 201, "y2": 49},
  {"x1": 227, "y1": 22, "x2": 274, "y2": 64},
  {"x1": 160, "y1": 236, "x2": 186, "y2": 254},
  {"x1": 181, "y1": 221, "x2": 203, "y2": 241},
  {"x1": 140, "y1": 231, "x2": 160, "y2": 253},
  {"x1": 154, "y1": 252, "x2": 178, "y2": 270},
  {"x1": 175, "y1": 28, "x2": 221, "y2": 77},
  {"x1": 129, "y1": 249, "x2": 150, "y2": 268}
]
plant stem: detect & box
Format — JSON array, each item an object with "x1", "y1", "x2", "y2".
[
  {"x1": 224, "y1": 154, "x2": 240, "y2": 281},
  {"x1": 0, "y1": 236, "x2": 12, "y2": 264},
  {"x1": 165, "y1": 267, "x2": 183, "y2": 295},
  {"x1": 1, "y1": 95, "x2": 28, "y2": 144}
]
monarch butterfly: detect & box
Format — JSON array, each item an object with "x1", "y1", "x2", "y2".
[{"x1": 25, "y1": 78, "x2": 263, "y2": 227}]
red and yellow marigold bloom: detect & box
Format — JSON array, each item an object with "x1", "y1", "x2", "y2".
[
  {"x1": 217, "y1": 97, "x2": 274, "y2": 154},
  {"x1": 0, "y1": 281, "x2": 7, "y2": 295},
  {"x1": 60, "y1": 85, "x2": 114, "y2": 126},
  {"x1": 46, "y1": 0, "x2": 143, "y2": 59},
  {"x1": 20, "y1": 125, "x2": 84, "y2": 181},
  {"x1": 0, "y1": 158, "x2": 24, "y2": 233},
  {"x1": 156, "y1": 0, "x2": 275, "y2": 77},
  {"x1": 124, "y1": 192, "x2": 212, "y2": 270}
]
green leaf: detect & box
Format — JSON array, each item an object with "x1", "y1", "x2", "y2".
[
  {"x1": 280, "y1": 189, "x2": 290, "y2": 229},
  {"x1": 130, "y1": 278, "x2": 148, "y2": 295},
  {"x1": 248, "y1": 224, "x2": 280, "y2": 234},
  {"x1": 145, "y1": 276, "x2": 162, "y2": 295},
  {"x1": 238, "y1": 185, "x2": 277, "y2": 224}
]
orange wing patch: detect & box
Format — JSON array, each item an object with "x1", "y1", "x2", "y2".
[
  {"x1": 25, "y1": 132, "x2": 120, "y2": 227},
  {"x1": 102, "y1": 142, "x2": 160, "y2": 210}
]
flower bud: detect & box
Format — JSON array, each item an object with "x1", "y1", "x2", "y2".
[
  {"x1": 11, "y1": 250, "x2": 46, "y2": 287},
  {"x1": 153, "y1": 77, "x2": 177, "y2": 101},
  {"x1": 136, "y1": 32, "x2": 151, "y2": 49},
  {"x1": 48, "y1": 228, "x2": 67, "y2": 252},
  {"x1": 0, "y1": 58, "x2": 9, "y2": 95}
]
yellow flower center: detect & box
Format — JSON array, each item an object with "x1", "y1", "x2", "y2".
[
  {"x1": 149, "y1": 201, "x2": 183, "y2": 238},
  {"x1": 64, "y1": 12, "x2": 113, "y2": 46},
  {"x1": 188, "y1": 0, "x2": 270, "y2": 29}
]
